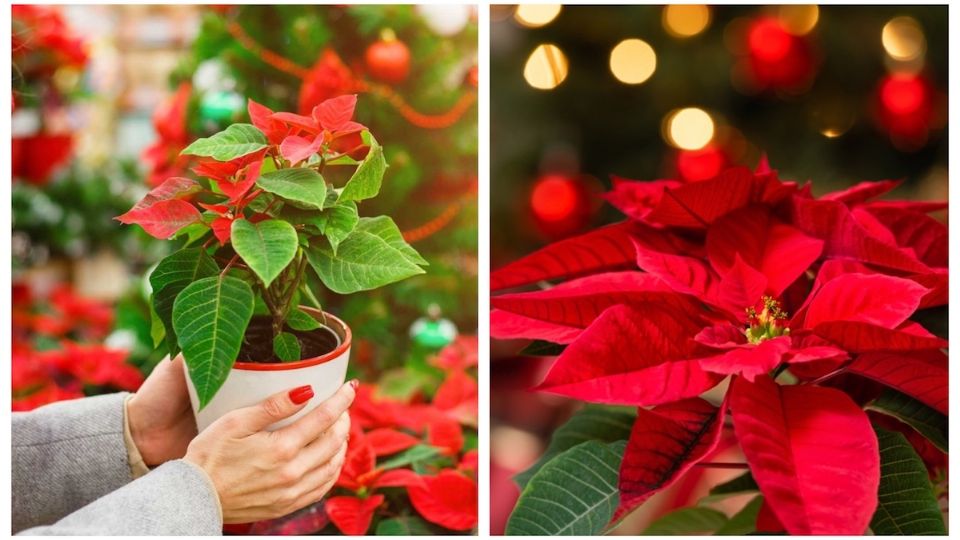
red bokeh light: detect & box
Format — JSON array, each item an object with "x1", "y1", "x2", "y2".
[
  {"x1": 880, "y1": 75, "x2": 926, "y2": 116},
  {"x1": 748, "y1": 17, "x2": 793, "y2": 62},
  {"x1": 531, "y1": 174, "x2": 579, "y2": 222},
  {"x1": 677, "y1": 145, "x2": 726, "y2": 182}
]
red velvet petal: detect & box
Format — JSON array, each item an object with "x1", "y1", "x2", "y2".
[
  {"x1": 372, "y1": 468, "x2": 425, "y2": 489},
  {"x1": 820, "y1": 179, "x2": 900, "y2": 205},
  {"x1": 803, "y1": 273, "x2": 927, "y2": 329},
  {"x1": 130, "y1": 177, "x2": 201, "y2": 211},
  {"x1": 408, "y1": 470, "x2": 478, "y2": 531},
  {"x1": 617, "y1": 398, "x2": 725, "y2": 515},
  {"x1": 846, "y1": 350, "x2": 947, "y2": 414},
  {"x1": 335, "y1": 426, "x2": 377, "y2": 490},
  {"x1": 115, "y1": 199, "x2": 202, "y2": 239},
  {"x1": 603, "y1": 176, "x2": 680, "y2": 221},
  {"x1": 365, "y1": 428, "x2": 420, "y2": 456},
  {"x1": 790, "y1": 196, "x2": 929, "y2": 274},
  {"x1": 489, "y1": 309, "x2": 581, "y2": 344},
  {"x1": 490, "y1": 222, "x2": 638, "y2": 291},
  {"x1": 210, "y1": 216, "x2": 233, "y2": 246},
  {"x1": 279, "y1": 134, "x2": 323, "y2": 165},
  {"x1": 633, "y1": 239, "x2": 718, "y2": 299},
  {"x1": 428, "y1": 418, "x2": 464, "y2": 456},
  {"x1": 697, "y1": 336, "x2": 790, "y2": 382},
  {"x1": 865, "y1": 206, "x2": 948, "y2": 268},
  {"x1": 324, "y1": 494, "x2": 383, "y2": 535},
  {"x1": 312, "y1": 94, "x2": 358, "y2": 133},
  {"x1": 536, "y1": 304, "x2": 721, "y2": 405},
  {"x1": 729, "y1": 376, "x2": 879, "y2": 535},
  {"x1": 715, "y1": 254, "x2": 768, "y2": 317},
  {"x1": 706, "y1": 206, "x2": 823, "y2": 296},
  {"x1": 813, "y1": 320, "x2": 947, "y2": 353}
]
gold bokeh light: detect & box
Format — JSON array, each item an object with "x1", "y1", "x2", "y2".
[
  {"x1": 609, "y1": 39, "x2": 657, "y2": 85},
  {"x1": 663, "y1": 5, "x2": 711, "y2": 38},
  {"x1": 515, "y1": 4, "x2": 562, "y2": 28},
  {"x1": 523, "y1": 44, "x2": 569, "y2": 90},
  {"x1": 778, "y1": 5, "x2": 819, "y2": 35},
  {"x1": 882, "y1": 16, "x2": 926, "y2": 62},
  {"x1": 665, "y1": 108, "x2": 715, "y2": 150}
]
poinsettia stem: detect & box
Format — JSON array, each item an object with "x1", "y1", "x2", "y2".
[
  {"x1": 806, "y1": 366, "x2": 847, "y2": 386},
  {"x1": 220, "y1": 254, "x2": 239, "y2": 277},
  {"x1": 695, "y1": 462, "x2": 750, "y2": 469}
]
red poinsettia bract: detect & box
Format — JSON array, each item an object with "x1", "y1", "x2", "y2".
[{"x1": 491, "y1": 159, "x2": 947, "y2": 534}]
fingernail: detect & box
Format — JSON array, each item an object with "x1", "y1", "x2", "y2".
[
  {"x1": 289, "y1": 385, "x2": 314, "y2": 405},
  {"x1": 349, "y1": 379, "x2": 359, "y2": 389}
]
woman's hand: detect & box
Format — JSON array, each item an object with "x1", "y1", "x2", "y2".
[
  {"x1": 183, "y1": 381, "x2": 356, "y2": 523},
  {"x1": 127, "y1": 355, "x2": 196, "y2": 466}
]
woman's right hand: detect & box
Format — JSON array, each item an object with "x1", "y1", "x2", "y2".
[{"x1": 183, "y1": 380, "x2": 357, "y2": 523}]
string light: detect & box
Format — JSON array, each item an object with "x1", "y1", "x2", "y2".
[
  {"x1": 524, "y1": 44, "x2": 568, "y2": 90},
  {"x1": 882, "y1": 16, "x2": 926, "y2": 62},
  {"x1": 662, "y1": 5, "x2": 710, "y2": 38},
  {"x1": 778, "y1": 5, "x2": 819, "y2": 35},
  {"x1": 665, "y1": 108, "x2": 715, "y2": 150},
  {"x1": 609, "y1": 39, "x2": 656, "y2": 85},
  {"x1": 514, "y1": 5, "x2": 562, "y2": 28}
]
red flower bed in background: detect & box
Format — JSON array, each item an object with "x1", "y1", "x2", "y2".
[{"x1": 12, "y1": 282, "x2": 143, "y2": 411}]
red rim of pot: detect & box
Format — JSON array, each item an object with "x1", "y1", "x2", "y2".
[{"x1": 233, "y1": 307, "x2": 351, "y2": 371}]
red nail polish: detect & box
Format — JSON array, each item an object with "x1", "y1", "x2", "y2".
[
  {"x1": 289, "y1": 385, "x2": 314, "y2": 405},
  {"x1": 349, "y1": 379, "x2": 359, "y2": 389}
]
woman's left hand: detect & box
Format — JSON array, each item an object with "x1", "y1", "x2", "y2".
[{"x1": 127, "y1": 355, "x2": 197, "y2": 466}]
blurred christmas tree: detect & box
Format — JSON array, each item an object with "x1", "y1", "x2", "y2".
[
  {"x1": 153, "y1": 5, "x2": 478, "y2": 370},
  {"x1": 491, "y1": 5, "x2": 947, "y2": 266}
]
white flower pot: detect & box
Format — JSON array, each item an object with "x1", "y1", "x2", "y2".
[{"x1": 184, "y1": 308, "x2": 351, "y2": 432}]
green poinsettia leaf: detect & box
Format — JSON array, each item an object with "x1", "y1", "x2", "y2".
[
  {"x1": 515, "y1": 404, "x2": 635, "y2": 489},
  {"x1": 338, "y1": 131, "x2": 385, "y2": 203},
  {"x1": 375, "y1": 516, "x2": 435, "y2": 535},
  {"x1": 181, "y1": 123, "x2": 268, "y2": 161},
  {"x1": 870, "y1": 427, "x2": 946, "y2": 535},
  {"x1": 256, "y1": 168, "x2": 328, "y2": 210},
  {"x1": 148, "y1": 299, "x2": 166, "y2": 349},
  {"x1": 519, "y1": 340, "x2": 567, "y2": 357},
  {"x1": 642, "y1": 506, "x2": 728, "y2": 535},
  {"x1": 173, "y1": 275, "x2": 254, "y2": 409},
  {"x1": 306, "y1": 216, "x2": 425, "y2": 294},
  {"x1": 507, "y1": 440, "x2": 626, "y2": 535},
  {"x1": 714, "y1": 496, "x2": 764, "y2": 535},
  {"x1": 149, "y1": 247, "x2": 220, "y2": 357},
  {"x1": 273, "y1": 332, "x2": 301, "y2": 362},
  {"x1": 867, "y1": 389, "x2": 947, "y2": 452},
  {"x1": 378, "y1": 444, "x2": 440, "y2": 471},
  {"x1": 285, "y1": 308, "x2": 321, "y2": 331},
  {"x1": 230, "y1": 219, "x2": 298, "y2": 288},
  {"x1": 314, "y1": 201, "x2": 359, "y2": 254}
]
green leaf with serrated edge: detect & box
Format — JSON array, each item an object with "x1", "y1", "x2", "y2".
[
  {"x1": 286, "y1": 308, "x2": 320, "y2": 331},
  {"x1": 181, "y1": 123, "x2": 267, "y2": 161},
  {"x1": 306, "y1": 217, "x2": 425, "y2": 294},
  {"x1": 700, "y1": 471, "x2": 759, "y2": 503},
  {"x1": 150, "y1": 247, "x2": 220, "y2": 357},
  {"x1": 507, "y1": 440, "x2": 626, "y2": 535},
  {"x1": 256, "y1": 168, "x2": 327, "y2": 210},
  {"x1": 379, "y1": 444, "x2": 440, "y2": 470},
  {"x1": 314, "y1": 201, "x2": 359, "y2": 254},
  {"x1": 870, "y1": 427, "x2": 946, "y2": 535},
  {"x1": 715, "y1": 496, "x2": 764, "y2": 535},
  {"x1": 375, "y1": 516, "x2": 435, "y2": 535},
  {"x1": 867, "y1": 389, "x2": 947, "y2": 452},
  {"x1": 519, "y1": 340, "x2": 567, "y2": 357},
  {"x1": 515, "y1": 404, "x2": 635, "y2": 488},
  {"x1": 338, "y1": 131, "x2": 385, "y2": 203},
  {"x1": 642, "y1": 507, "x2": 729, "y2": 535},
  {"x1": 273, "y1": 332, "x2": 301, "y2": 362},
  {"x1": 173, "y1": 276, "x2": 254, "y2": 409},
  {"x1": 230, "y1": 219, "x2": 298, "y2": 287}
]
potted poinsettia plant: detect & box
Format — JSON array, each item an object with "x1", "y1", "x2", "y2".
[
  {"x1": 493, "y1": 160, "x2": 947, "y2": 535},
  {"x1": 118, "y1": 94, "x2": 426, "y2": 430}
]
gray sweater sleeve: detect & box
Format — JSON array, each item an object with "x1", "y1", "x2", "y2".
[{"x1": 13, "y1": 393, "x2": 222, "y2": 535}]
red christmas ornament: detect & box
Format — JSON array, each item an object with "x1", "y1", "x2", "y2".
[{"x1": 365, "y1": 32, "x2": 411, "y2": 84}]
